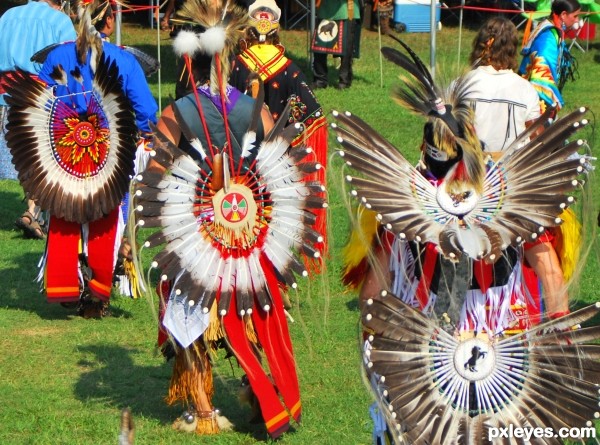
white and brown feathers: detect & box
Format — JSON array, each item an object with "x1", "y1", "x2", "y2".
[
  {"x1": 363, "y1": 290, "x2": 600, "y2": 445},
  {"x1": 382, "y1": 37, "x2": 485, "y2": 194},
  {"x1": 118, "y1": 408, "x2": 134, "y2": 445},
  {"x1": 4, "y1": 55, "x2": 138, "y2": 223},
  {"x1": 331, "y1": 42, "x2": 592, "y2": 264},
  {"x1": 135, "y1": 101, "x2": 325, "y2": 347}
]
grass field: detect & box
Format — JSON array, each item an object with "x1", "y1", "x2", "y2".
[{"x1": 1, "y1": 15, "x2": 599, "y2": 444}]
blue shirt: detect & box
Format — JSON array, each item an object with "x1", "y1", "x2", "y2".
[
  {"x1": 39, "y1": 41, "x2": 158, "y2": 134},
  {"x1": 0, "y1": 1, "x2": 76, "y2": 105}
]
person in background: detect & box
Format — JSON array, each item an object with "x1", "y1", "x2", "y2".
[
  {"x1": 467, "y1": 17, "x2": 541, "y2": 156},
  {"x1": 373, "y1": 0, "x2": 393, "y2": 35},
  {"x1": 469, "y1": 17, "x2": 572, "y2": 322},
  {"x1": 311, "y1": 0, "x2": 362, "y2": 90},
  {"x1": 160, "y1": 0, "x2": 183, "y2": 32},
  {"x1": 518, "y1": 0, "x2": 582, "y2": 115},
  {"x1": 230, "y1": 0, "x2": 328, "y2": 249},
  {"x1": 35, "y1": 0, "x2": 158, "y2": 317},
  {"x1": 0, "y1": 0, "x2": 76, "y2": 239}
]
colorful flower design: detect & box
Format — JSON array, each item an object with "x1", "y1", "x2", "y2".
[{"x1": 51, "y1": 102, "x2": 110, "y2": 179}]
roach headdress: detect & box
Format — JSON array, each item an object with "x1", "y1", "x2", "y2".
[
  {"x1": 73, "y1": 0, "x2": 125, "y2": 71},
  {"x1": 382, "y1": 36, "x2": 484, "y2": 194},
  {"x1": 172, "y1": 0, "x2": 248, "y2": 96}
]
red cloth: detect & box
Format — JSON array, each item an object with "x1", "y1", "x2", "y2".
[
  {"x1": 220, "y1": 253, "x2": 302, "y2": 439},
  {"x1": 414, "y1": 243, "x2": 438, "y2": 309},
  {"x1": 87, "y1": 208, "x2": 120, "y2": 300},
  {"x1": 46, "y1": 217, "x2": 81, "y2": 303},
  {"x1": 45, "y1": 209, "x2": 119, "y2": 303}
]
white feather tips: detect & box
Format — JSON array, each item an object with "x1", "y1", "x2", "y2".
[{"x1": 173, "y1": 30, "x2": 201, "y2": 57}]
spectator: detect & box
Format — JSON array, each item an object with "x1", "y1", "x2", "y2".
[
  {"x1": 0, "y1": 0, "x2": 76, "y2": 239},
  {"x1": 468, "y1": 17, "x2": 571, "y2": 321},
  {"x1": 311, "y1": 0, "x2": 362, "y2": 90},
  {"x1": 519, "y1": 0, "x2": 582, "y2": 114},
  {"x1": 163, "y1": 0, "x2": 250, "y2": 99},
  {"x1": 467, "y1": 17, "x2": 541, "y2": 156}
]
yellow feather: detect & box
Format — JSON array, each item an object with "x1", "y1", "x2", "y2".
[
  {"x1": 554, "y1": 207, "x2": 582, "y2": 282},
  {"x1": 342, "y1": 208, "x2": 379, "y2": 287}
]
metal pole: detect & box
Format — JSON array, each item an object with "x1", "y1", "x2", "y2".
[
  {"x1": 310, "y1": 0, "x2": 316, "y2": 66},
  {"x1": 457, "y1": 0, "x2": 464, "y2": 71},
  {"x1": 430, "y1": 0, "x2": 436, "y2": 79},
  {"x1": 157, "y1": 2, "x2": 162, "y2": 111},
  {"x1": 378, "y1": 9, "x2": 383, "y2": 88},
  {"x1": 116, "y1": 2, "x2": 122, "y2": 46}
]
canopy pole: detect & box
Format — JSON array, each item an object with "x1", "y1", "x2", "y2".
[
  {"x1": 157, "y1": 2, "x2": 162, "y2": 112},
  {"x1": 430, "y1": 0, "x2": 436, "y2": 79},
  {"x1": 378, "y1": 9, "x2": 383, "y2": 88},
  {"x1": 309, "y1": 0, "x2": 316, "y2": 67},
  {"x1": 116, "y1": 2, "x2": 122, "y2": 46},
  {"x1": 457, "y1": 0, "x2": 464, "y2": 72}
]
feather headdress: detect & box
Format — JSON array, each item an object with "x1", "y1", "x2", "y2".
[
  {"x1": 382, "y1": 36, "x2": 484, "y2": 195},
  {"x1": 73, "y1": 0, "x2": 109, "y2": 70},
  {"x1": 173, "y1": 0, "x2": 248, "y2": 96}
]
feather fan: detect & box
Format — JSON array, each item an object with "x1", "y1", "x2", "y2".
[
  {"x1": 136, "y1": 98, "x2": 325, "y2": 348},
  {"x1": 331, "y1": 104, "x2": 592, "y2": 263},
  {"x1": 364, "y1": 291, "x2": 600, "y2": 445},
  {"x1": 5, "y1": 55, "x2": 137, "y2": 224}
]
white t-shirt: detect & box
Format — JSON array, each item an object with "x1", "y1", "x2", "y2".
[{"x1": 465, "y1": 66, "x2": 541, "y2": 152}]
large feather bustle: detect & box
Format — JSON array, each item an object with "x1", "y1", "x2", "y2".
[
  {"x1": 136, "y1": 109, "x2": 325, "y2": 347},
  {"x1": 363, "y1": 291, "x2": 600, "y2": 445},
  {"x1": 5, "y1": 55, "x2": 138, "y2": 224},
  {"x1": 331, "y1": 106, "x2": 592, "y2": 263},
  {"x1": 175, "y1": 0, "x2": 248, "y2": 96}
]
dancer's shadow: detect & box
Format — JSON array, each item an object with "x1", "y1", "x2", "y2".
[
  {"x1": 0, "y1": 187, "x2": 133, "y2": 319},
  {"x1": 0, "y1": 242, "x2": 133, "y2": 320},
  {"x1": 73, "y1": 344, "x2": 270, "y2": 440}
]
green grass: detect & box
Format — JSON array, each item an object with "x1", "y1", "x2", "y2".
[{"x1": 1, "y1": 19, "x2": 599, "y2": 444}]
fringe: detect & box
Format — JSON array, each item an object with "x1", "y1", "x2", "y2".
[
  {"x1": 389, "y1": 237, "x2": 530, "y2": 335},
  {"x1": 245, "y1": 315, "x2": 258, "y2": 344},
  {"x1": 204, "y1": 301, "x2": 225, "y2": 343},
  {"x1": 166, "y1": 341, "x2": 214, "y2": 409},
  {"x1": 116, "y1": 258, "x2": 143, "y2": 298},
  {"x1": 195, "y1": 413, "x2": 220, "y2": 435}
]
